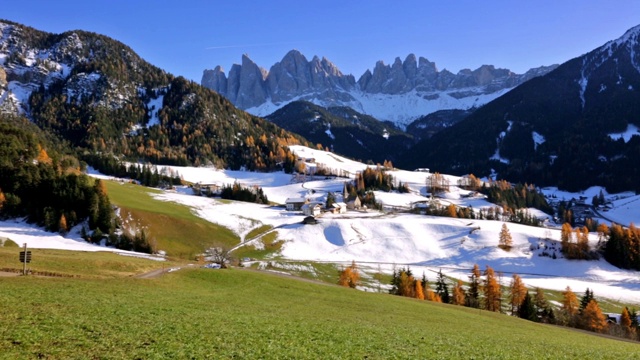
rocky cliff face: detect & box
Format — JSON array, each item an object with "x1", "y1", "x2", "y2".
[{"x1": 202, "y1": 50, "x2": 556, "y2": 127}]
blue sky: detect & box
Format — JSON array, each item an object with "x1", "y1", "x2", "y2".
[{"x1": 4, "y1": 1, "x2": 640, "y2": 82}]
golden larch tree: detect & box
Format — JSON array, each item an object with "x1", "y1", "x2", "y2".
[
  {"x1": 425, "y1": 287, "x2": 442, "y2": 302},
  {"x1": 58, "y1": 214, "x2": 68, "y2": 234},
  {"x1": 452, "y1": 279, "x2": 466, "y2": 306},
  {"x1": 338, "y1": 261, "x2": 360, "y2": 288},
  {"x1": 508, "y1": 274, "x2": 527, "y2": 315},
  {"x1": 499, "y1": 223, "x2": 513, "y2": 250},
  {"x1": 0, "y1": 188, "x2": 5, "y2": 210},
  {"x1": 483, "y1": 266, "x2": 502, "y2": 312},
  {"x1": 414, "y1": 280, "x2": 425, "y2": 300},
  {"x1": 620, "y1": 307, "x2": 635, "y2": 338},
  {"x1": 582, "y1": 299, "x2": 608, "y2": 333},
  {"x1": 562, "y1": 286, "x2": 579, "y2": 316},
  {"x1": 560, "y1": 223, "x2": 573, "y2": 255},
  {"x1": 398, "y1": 271, "x2": 415, "y2": 298}
]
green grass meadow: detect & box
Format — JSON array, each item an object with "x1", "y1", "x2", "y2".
[
  {"x1": 0, "y1": 247, "x2": 181, "y2": 278},
  {"x1": 105, "y1": 181, "x2": 239, "y2": 258},
  {"x1": 2, "y1": 268, "x2": 639, "y2": 359}
]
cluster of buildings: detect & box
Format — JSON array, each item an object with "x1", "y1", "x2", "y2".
[{"x1": 284, "y1": 196, "x2": 362, "y2": 217}]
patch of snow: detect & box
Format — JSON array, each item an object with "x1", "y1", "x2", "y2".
[
  {"x1": 146, "y1": 94, "x2": 164, "y2": 127},
  {"x1": 608, "y1": 124, "x2": 640, "y2": 143},
  {"x1": 532, "y1": 131, "x2": 545, "y2": 151},
  {"x1": 0, "y1": 219, "x2": 163, "y2": 260},
  {"x1": 325, "y1": 123, "x2": 335, "y2": 140},
  {"x1": 247, "y1": 87, "x2": 513, "y2": 130}
]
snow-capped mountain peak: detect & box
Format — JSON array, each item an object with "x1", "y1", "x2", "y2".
[{"x1": 202, "y1": 51, "x2": 557, "y2": 128}]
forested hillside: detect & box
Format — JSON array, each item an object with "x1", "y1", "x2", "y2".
[
  {"x1": 266, "y1": 101, "x2": 413, "y2": 163},
  {"x1": 0, "y1": 114, "x2": 112, "y2": 235},
  {"x1": 401, "y1": 25, "x2": 640, "y2": 193},
  {"x1": 1, "y1": 20, "x2": 309, "y2": 172}
]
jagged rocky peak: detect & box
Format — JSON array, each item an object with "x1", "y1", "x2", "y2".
[{"x1": 202, "y1": 49, "x2": 557, "y2": 124}]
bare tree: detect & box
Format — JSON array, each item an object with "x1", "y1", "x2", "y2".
[{"x1": 208, "y1": 246, "x2": 232, "y2": 268}]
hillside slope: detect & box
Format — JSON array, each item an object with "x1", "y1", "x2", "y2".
[
  {"x1": 0, "y1": 19, "x2": 307, "y2": 171},
  {"x1": 265, "y1": 101, "x2": 414, "y2": 163},
  {"x1": 402, "y1": 24, "x2": 640, "y2": 192}
]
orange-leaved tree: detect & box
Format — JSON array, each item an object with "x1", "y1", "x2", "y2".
[
  {"x1": 452, "y1": 280, "x2": 466, "y2": 306},
  {"x1": 498, "y1": 223, "x2": 513, "y2": 250},
  {"x1": 508, "y1": 274, "x2": 527, "y2": 315},
  {"x1": 338, "y1": 260, "x2": 360, "y2": 288},
  {"x1": 562, "y1": 286, "x2": 579, "y2": 317},
  {"x1": 582, "y1": 299, "x2": 608, "y2": 333},
  {"x1": 483, "y1": 266, "x2": 502, "y2": 312}
]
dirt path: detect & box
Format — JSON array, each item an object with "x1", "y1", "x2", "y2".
[
  {"x1": 134, "y1": 264, "x2": 193, "y2": 279},
  {"x1": 0, "y1": 271, "x2": 20, "y2": 277}
]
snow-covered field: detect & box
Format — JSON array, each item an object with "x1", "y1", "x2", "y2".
[{"x1": 3, "y1": 146, "x2": 640, "y2": 303}]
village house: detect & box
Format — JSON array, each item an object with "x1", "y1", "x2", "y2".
[
  {"x1": 285, "y1": 198, "x2": 308, "y2": 211},
  {"x1": 301, "y1": 202, "x2": 323, "y2": 217},
  {"x1": 346, "y1": 196, "x2": 362, "y2": 210},
  {"x1": 331, "y1": 202, "x2": 348, "y2": 214}
]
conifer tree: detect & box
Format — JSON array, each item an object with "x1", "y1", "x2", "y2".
[
  {"x1": 482, "y1": 266, "x2": 501, "y2": 312},
  {"x1": 562, "y1": 286, "x2": 579, "y2": 317},
  {"x1": 498, "y1": 223, "x2": 513, "y2": 250},
  {"x1": 325, "y1": 192, "x2": 336, "y2": 209},
  {"x1": 452, "y1": 280, "x2": 466, "y2": 306},
  {"x1": 561, "y1": 223, "x2": 573, "y2": 256},
  {"x1": 421, "y1": 272, "x2": 428, "y2": 292},
  {"x1": 534, "y1": 287, "x2": 548, "y2": 310},
  {"x1": 435, "y1": 269, "x2": 450, "y2": 304},
  {"x1": 465, "y1": 264, "x2": 481, "y2": 308},
  {"x1": 508, "y1": 274, "x2": 527, "y2": 315},
  {"x1": 620, "y1": 307, "x2": 635, "y2": 338},
  {"x1": 582, "y1": 299, "x2": 608, "y2": 333},
  {"x1": 579, "y1": 288, "x2": 594, "y2": 314},
  {"x1": 518, "y1": 292, "x2": 537, "y2": 321}
]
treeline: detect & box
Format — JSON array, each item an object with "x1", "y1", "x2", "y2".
[
  {"x1": 479, "y1": 180, "x2": 553, "y2": 215},
  {"x1": 83, "y1": 154, "x2": 182, "y2": 187},
  {"x1": 560, "y1": 223, "x2": 600, "y2": 260},
  {"x1": 604, "y1": 223, "x2": 640, "y2": 270},
  {"x1": 355, "y1": 166, "x2": 404, "y2": 192},
  {"x1": 420, "y1": 203, "x2": 543, "y2": 226},
  {"x1": 220, "y1": 182, "x2": 269, "y2": 204},
  {"x1": 354, "y1": 262, "x2": 638, "y2": 341}
]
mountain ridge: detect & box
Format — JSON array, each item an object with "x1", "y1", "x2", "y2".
[
  {"x1": 202, "y1": 50, "x2": 557, "y2": 127},
  {"x1": 0, "y1": 19, "x2": 308, "y2": 172},
  {"x1": 400, "y1": 23, "x2": 640, "y2": 192}
]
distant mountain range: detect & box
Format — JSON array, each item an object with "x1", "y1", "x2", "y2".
[
  {"x1": 400, "y1": 24, "x2": 640, "y2": 193},
  {"x1": 202, "y1": 50, "x2": 556, "y2": 128}
]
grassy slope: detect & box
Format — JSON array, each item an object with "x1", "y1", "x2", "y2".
[
  {"x1": 0, "y1": 248, "x2": 180, "y2": 278},
  {"x1": 1, "y1": 269, "x2": 638, "y2": 359},
  {"x1": 105, "y1": 181, "x2": 238, "y2": 258}
]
